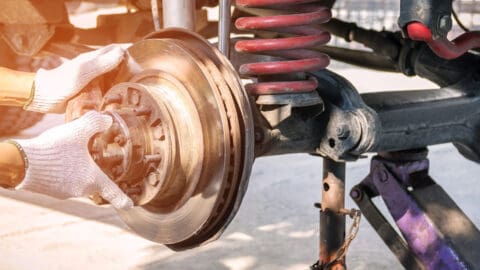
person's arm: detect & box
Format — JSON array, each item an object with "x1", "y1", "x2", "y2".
[
  {"x1": 0, "y1": 44, "x2": 125, "y2": 113},
  {"x1": 0, "y1": 67, "x2": 35, "y2": 107},
  {"x1": 0, "y1": 142, "x2": 26, "y2": 188},
  {"x1": 0, "y1": 111, "x2": 133, "y2": 209}
]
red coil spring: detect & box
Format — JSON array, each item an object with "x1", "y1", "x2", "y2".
[{"x1": 235, "y1": 0, "x2": 332, "y2": 95}]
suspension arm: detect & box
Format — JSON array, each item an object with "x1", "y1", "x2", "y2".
[
  {"x1": 362, "y1": 82, "x2": 480, "y2": 157},
  {"x1": 255, "y1": 68, "x2": 480, "y2": 163}
]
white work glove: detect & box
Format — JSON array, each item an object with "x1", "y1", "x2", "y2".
[
  {"x1": 25, "y1": 45, "x2": 126, "y2": 113},
  {"x1": 13, "y1": 111, "x2": 133, "y2": 209}
]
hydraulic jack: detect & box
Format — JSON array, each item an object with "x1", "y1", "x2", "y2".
[{"x1": 350, "y1": 149, "x2": 480, "y2": 269}]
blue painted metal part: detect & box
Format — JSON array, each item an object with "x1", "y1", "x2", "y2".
[{"x1": 363, "y1": 157, "x2": 467, "y2": 270}]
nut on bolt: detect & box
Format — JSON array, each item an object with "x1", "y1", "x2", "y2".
[
  {"x1": 336, "y1": 125, "x2": 350, "y2": 140},
  {"x1": 350, "y1": 187, "x2": 362, "y2": 201},
  {"x1": 438, "y1": 14, "x2": 452, "y2": 35}
]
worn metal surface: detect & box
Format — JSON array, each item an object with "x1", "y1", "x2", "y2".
[
  {"x1": 319, "y1": 159, "x2": 346, "y2": 269},
  {"x1": 257, "y1": 47, "x2": 480, "y2": 163},
  {"x1": 66, "y1": 29, "x2": 255, "y2": 250},
  {"x1": 90, "y1": 83, "x2": 176, "y2": 206},
  {"x1": 362, "y1": 76, "x2": 480, "y2": 161},
  {"x1": 256, "y1": 69, "x2": 377, "y2": 160}
]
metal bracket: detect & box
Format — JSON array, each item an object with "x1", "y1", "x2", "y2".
[{"x1": 398, "y1": 0, "x2": 453, "y2": 39}]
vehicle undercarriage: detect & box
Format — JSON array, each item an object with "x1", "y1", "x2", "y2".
[{"x1": 1, "y1": 0, "x2": 480, "y2": 269}]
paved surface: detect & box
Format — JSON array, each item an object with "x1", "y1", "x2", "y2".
[{"x1": 1, "y1": 67, "x2": 479, "y2": 270}]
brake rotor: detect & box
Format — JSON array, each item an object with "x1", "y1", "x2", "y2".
[{"x1": 67, "y1": 29, "x2": 254, "y2": 250}]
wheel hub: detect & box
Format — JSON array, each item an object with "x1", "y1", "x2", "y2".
[{"x1": 66, "y1": 29, "x2": 254, "y2": 250}]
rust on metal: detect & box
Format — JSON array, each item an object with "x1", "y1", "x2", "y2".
[
  {"x1": 65, "y1": 29, "x2": 255, "y2": 250},
  {"x1": 320, "y1": 159, "x2": 346, "y2": 270}
]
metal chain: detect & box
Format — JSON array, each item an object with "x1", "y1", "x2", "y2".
[{"x1": 325, "y1": 208, "x2": 362, "y2": 268}]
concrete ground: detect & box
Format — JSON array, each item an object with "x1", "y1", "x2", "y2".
[{"x1": 1, "y1": 66, "x2": 479, "y2": 270}]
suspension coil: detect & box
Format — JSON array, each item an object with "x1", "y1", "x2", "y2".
[{"x1": 235, "y1": 0, "x2": 332, "y2": 95}]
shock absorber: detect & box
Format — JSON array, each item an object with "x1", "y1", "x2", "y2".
[{"x1": 234, "y1": 0, "x2": 332, "y2": 95}]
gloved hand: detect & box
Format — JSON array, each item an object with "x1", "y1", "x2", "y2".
[
  {"x1": 25, "y1": 45, "x2": 126, "y2": 113},
  {"x1": 12, "y1": 111, "x2": 133, "y2": 209}
]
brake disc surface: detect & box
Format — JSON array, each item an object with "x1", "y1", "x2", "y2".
[{"x1": 67, "y1": 29, "x2": 254, "y2": 250}]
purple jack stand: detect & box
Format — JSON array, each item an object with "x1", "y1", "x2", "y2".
[{"x1": 350, "y1": 149, "x2": 480, "y2": 270}]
